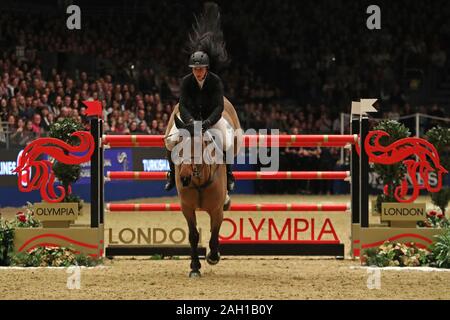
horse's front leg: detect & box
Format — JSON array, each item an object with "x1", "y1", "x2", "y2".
[
  {"x1": 206, "y1": 208, "x2": 223, "y2": 265},
  {"x1": 183, "y1": 208, "x2": 201, "y2": 278}
]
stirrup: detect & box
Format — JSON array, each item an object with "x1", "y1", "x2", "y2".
[
  {"x1": 164, "y1": 172, "x2": 175, "y2": 191},
  {"x1": 227, "y1": 174, "x2": 235, "y2": 191},
  {"x1": 223, "y1": 194, "x2": 231, "y2": 211}
]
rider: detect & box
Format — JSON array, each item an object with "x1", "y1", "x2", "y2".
[
  {"x1": 164, "y1": 51, "x2": 235, "y2": 192},
  {"x1": 164, "y1": 3, "x2": 235, "y2": 192}
]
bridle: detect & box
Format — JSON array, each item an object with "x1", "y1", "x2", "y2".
[{"x1": 180, "y1": 135, "x2": 220, "y2": 189}]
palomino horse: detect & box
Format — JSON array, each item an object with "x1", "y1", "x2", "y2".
[{"x1": 164, "y1": 98, "x2": 242, "y2": 277}]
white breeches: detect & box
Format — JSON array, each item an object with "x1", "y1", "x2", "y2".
[{"x1": 166, "y1": 116, "x2": 234, "y2": 152}]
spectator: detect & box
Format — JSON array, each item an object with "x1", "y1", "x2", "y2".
[
  {"x1": 10, "y1": 119, "x2": 35, "y2": 146},
  {"x1": 138, "y1": 121, "x2": 150, "y2": 134},
  {"x1": 31, "y1": 113, "x2": 43, "y2": 137}
]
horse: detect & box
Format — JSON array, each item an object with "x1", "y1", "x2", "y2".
[{"x1": 164, "y1": 97, "x2": 242, "y2": 277}]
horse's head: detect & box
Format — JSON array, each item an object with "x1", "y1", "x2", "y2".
[{"x1": 173, "y1": 115, "x2": 218, "y2": 187}]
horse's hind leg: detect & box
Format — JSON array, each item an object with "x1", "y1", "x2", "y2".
[
  {"x1": 207, "y1": 208, "x2": 223, "y2": 265},
  {"x1": 183, "y1": 208, "x2": 201, "y2": 278}
]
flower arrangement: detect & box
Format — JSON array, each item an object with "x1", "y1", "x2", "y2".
[
  {"x1": 12, "y1": 246, "x2": 101, "y2": 267},
  {"x1": 12, "y1": 202, "x2": 41, "y2": 228},
  {"x1": 362, "y1": 241, "x2": 430, "y2": 267},
  {"x1": 417, "y1": 209, "x2": 449, "y2": 228},
  {"x1": 363, "y1": 227, "x2": 450, "y2": 268},
  {"x1": 0, "y1": 203, "x2": 98, "y2": 267}
]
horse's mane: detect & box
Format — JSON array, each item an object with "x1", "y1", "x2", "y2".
[{"x1": 186, "y1": 2, "x2": 229, "y2": 71}]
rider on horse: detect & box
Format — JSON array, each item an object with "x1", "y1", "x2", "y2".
[{"x1": 164, "y1": 3, "x2": 235, "y2": 192}]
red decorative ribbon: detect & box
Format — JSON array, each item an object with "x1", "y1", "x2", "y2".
[
  {"x1": 364, "y1": 130, "x2": 447, "y2": 202},
  {"x1": 13, "y1": 131, "x2": 94, "y2": 202}
]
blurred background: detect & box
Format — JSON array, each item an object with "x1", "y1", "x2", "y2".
[{"x1": 0, "y1": 0, "x2": 449, "y2": 204}]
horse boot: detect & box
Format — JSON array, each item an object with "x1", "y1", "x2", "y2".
[
  {"x1": 164, "y1": 150, "x2": 176, "y2": 191},
  {"x1": 226, "y1": 163, "x2": 235, "y2": 191}
]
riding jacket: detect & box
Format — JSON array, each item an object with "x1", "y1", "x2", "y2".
[{"x1": 179, "y1": 71, "x2": 224, "y2": 126}]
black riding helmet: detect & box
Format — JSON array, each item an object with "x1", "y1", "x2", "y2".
[{"x1": 188, "y1": 51, "x2": 209, "y2": 67}]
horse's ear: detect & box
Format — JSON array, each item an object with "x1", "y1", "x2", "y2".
[{"x1": 174, "y1": 115, "x2": 185, "y2": 129}]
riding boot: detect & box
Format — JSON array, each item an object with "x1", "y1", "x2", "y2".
[
  {"x1": 165, "y1": 150, "x2": 176, "y2": 191},
  {"x1": 226, "y1": 163, "x2": 235, "y2": 191}
]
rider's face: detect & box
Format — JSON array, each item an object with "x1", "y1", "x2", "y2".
[{"x1": 192, "y1": 67, "x2": 207, "y2": 82}]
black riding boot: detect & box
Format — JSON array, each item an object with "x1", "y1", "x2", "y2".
[
  {"x1": 226, "y1": 163, "x2": 235, "y2": 191},
  {"x1": 165, "y1": 150, "x2": 176, "y2": 191}
]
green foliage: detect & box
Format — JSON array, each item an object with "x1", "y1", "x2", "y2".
[
  {"x1": 62, "y1": 194, "x2": 84, "y2": 213},
  {"x1": 363, "y1": 228, "x2": 450, "y2": 269},
  {"x1": 48, "y1": 118, "x2": 84, "y2": 145},
  {"x1": 48, "y1": 118, "x2": 84, "y2": 204},
  {"x1": 417, "y1": 209, "x2": 450, "y2": 228},
  {"x1": 372, "y1": 120, "x2": 410, "y2": 213},
  {"x1": 428, "y1": 228, "x2": 450, "y2": 268},
  {"x1": 375, "y1": 193, "x2": 397, "y2": 216},
  {"x1": 430, "y1": 187, "x2": 450, "y2": 217},
  {"x1": 0, "y1": 217, "x2": 14, "y2": 266},
  {"x1": 13, "y1": 214, "x2": 41, "y2": 228},
  {"x1": 363, "y1": 247, "x2": 393, "y2": 267},
  {"x1": 11, "y1": 246, "x2": 101, "y2": 267},
  {"x1": 362, "y1": 241, "x2": 432, "y2": 267},
  {"x1": 425, "y1": 126, "x2": 450, "y2": 170},
  {"x1": 426, "y1": 126, "x2": 450, "y2": 215},
  {"x1": 53, "y1": 161, "x2": 81, "y2": 188}
]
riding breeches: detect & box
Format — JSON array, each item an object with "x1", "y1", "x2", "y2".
[{"x1": 166, "y1": 115, "x2": 234, "y2": 152}]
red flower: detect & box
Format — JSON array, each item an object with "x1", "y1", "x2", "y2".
[
  {"x1": 427, "y1": 210, "x2": 437, "y2": 217},
  {"x1": 17, "y1": 214, "x2": 27, "y2": 223},
  {"x1": 437, "y1": 213, "x2": 444, "y2": 219}
]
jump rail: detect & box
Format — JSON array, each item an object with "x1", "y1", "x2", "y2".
[
  {"x1": 106, "y1": 171, "x2": 351, "y2": 181},
  {"x1": 106, "y1": 203, "x2": 351, "y2": 212},
  {"x1": 102, "y1": 134, "x2": 358, "y2": 148}
]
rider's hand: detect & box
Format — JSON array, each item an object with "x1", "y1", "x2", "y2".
[
  {"x1": 202, "y1": 119, "x2": 212, "y2": 133},
  {"x1": 185, "y1": 120, "x2": 195, "y2": 135}
]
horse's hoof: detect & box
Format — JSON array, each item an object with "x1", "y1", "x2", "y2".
[
  {"x1": 223, "y1": 195, "x2": 231, "y2": 211},
  {"x1": 189, "y1": 271, "x2": 201, "y2": 278},
  {"x1": 206, "y1": 252, "x2": 221, "y2": 265}
]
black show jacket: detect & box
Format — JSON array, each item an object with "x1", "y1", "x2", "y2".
[{"x1": 179, "y1": 71, "x2": 224, "y2": 125}]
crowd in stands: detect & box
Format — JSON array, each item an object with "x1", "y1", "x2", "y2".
[{"x1": 0, "y1": 1, "x2": 449, "y2": 194}]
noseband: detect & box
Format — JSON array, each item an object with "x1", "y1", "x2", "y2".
[{"x1": 191, "y1": 156, "x2": 202, "y2": 178}]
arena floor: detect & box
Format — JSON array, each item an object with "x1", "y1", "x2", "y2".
[{"x1": 1, "y1": 195, "x2": 449, "y2": 300}]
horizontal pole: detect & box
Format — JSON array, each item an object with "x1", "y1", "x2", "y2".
[
  {"x1": 102, "y1": 134, "x2": 358, "y2": 148},
  {"x1": 106, "y1": 203, "x2": 350, "y2": 212},
  {"x1": 106, "y1": 171, "x2": 351, "y2": 181},
  {"x1": 105, "y1": 245, "x2": 206, "y2": 257},
  {"x1": 105, "y1": 243, "x2": 345, "y2": 257},
  {"x1": 218, "y1": 242, "x2": 345, "y2": 256}
]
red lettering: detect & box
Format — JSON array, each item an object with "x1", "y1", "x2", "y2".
[
  {"x1": 294, "y1": 218, "x2": 309, "y2": 241},
  {"x1": 317, "y1": 218, "x2": 339, "y2": 241},
  {"x1": 268, "y1": 218, "x2": 291, "y2": 240},
  {"x1": 240, "y1": 218, "x2": 251, "y2": 240},
  {"x1": 219, "y1": 218, "x2": 236, "y2": 240},
  {"x1": 249, "y1": 218, "x2": 265, "y2": 240}
]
